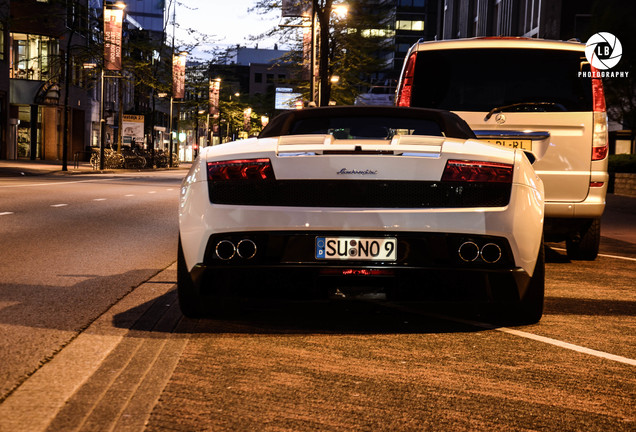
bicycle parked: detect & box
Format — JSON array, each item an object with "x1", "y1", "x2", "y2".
[
  {"x1": 121, "y1": 147, "x2": 147, "y2": 169},
  {"x1": 90, "y1": 148, "x2": 125, "y2": 170},
  {"x1": 90, "y1": 147, "x2": 180, "y2": 170}
]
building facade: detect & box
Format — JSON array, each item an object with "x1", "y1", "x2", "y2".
[
  {"x1": 435, "y1": 0, "x2": 597, "y2": 41},
  {"x1": 0, "y1": 0, "x2": 168, "y2": 161},
  {"x1": 1, "y1": 0, "x2": 93, "y2": 161}
]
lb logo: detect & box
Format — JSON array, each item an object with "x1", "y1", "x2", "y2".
[{"x1": 585, "y1": 32, "x2": 622, "y2": 70}]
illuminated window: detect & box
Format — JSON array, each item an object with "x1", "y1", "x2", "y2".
[
  {"x1": 396, "y1": 20, "x2": 425, "y2": 31},
  {"x1": 361, "y1": 28, "x2": 395, "y2": 38},
  {"x1": 9, "y1": 33, "x2": 59, "y2": 81}
]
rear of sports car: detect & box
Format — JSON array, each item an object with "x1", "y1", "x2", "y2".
[{"x1": 178, "y1": 108, "x2": 545, "y2": 323}]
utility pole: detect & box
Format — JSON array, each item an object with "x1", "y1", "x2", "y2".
[
  {"x1": 62, "y1": 0, "x2": 77, "y2": 171},
  {"x1": 169, "y1": 1, "x2": 176, "y2": 167}
]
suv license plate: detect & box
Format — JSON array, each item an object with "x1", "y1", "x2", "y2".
[
  {"x1": 484, "y1": 139, "x2": 532, "y2": 151},
  {"x1": 315, "y1": 237, "x2": 397, "y2": 261}
]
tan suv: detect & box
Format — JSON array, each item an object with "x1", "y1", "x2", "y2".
[{"x1": 396, "y1": 37, "x2": 609, "y2": 260}]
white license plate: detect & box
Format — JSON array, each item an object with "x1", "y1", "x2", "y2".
[{"x1": 315, "y1": 237, "x2": 397, "y2": 261}]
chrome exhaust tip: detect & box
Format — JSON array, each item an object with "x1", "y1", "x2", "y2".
[
  {"x1": 458, "y1": 241, "x2": 480, "y2": 262},
  {"x1": 480, "y1": 243, "x2": 502, "y2": 264},
  {"x1": 215, "y1": 240, "x2": 236, "y2": 260},
  {"x1": 236, "y1": 239, "x2": 257, "y2": 260}
]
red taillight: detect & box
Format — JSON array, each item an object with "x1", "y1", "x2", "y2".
[
  {"x1": 591, "y1": 66, "x2": 606, "y2": 112},
  {"x1": 319, "y1": 269, "x2": 394, "y2": 276},
  {"x1": 397, "y1": 52, "x2": 417, "y2": 107},
  {"x1": 589, "y1": 66, "x2": 608, "y2": 161},
  {"x1": 592, "y1": 145, "x2": 608, "y2": 161},
  {"x1": 207, "y1": 159, "x2": 275, "y2": 181},
  {"x1": 590, "y1": 182, "x2": 605, "y2": 188},
  {"x1": 442, "y1": 160, "x2": 513, "y2": 183}
]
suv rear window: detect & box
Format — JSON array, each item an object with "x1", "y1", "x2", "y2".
[{"x1": 411, "y1": 48, "x2": 593, "y2": 112}]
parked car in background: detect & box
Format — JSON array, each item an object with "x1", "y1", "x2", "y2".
[
  {"x1": 397, "y1": 37, "x2": 609, "y2": 260},
  {"x1": 354, "y1": 85, "x2": 396, "y2": 106},
  {"x1": 178, "y1": 106, "x2": 547, "y2": 323}
]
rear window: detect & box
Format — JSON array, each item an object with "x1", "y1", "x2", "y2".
[{"x1": 411, "y1": 48, "x2": 593, "y2": 112}]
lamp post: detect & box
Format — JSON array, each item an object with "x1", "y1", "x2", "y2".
[
  {"x1": 170, "y1": 51, "x2": 187, "y2": 167},
  {"x1": 100, "y1": 0, "x2": 126, "y2": 170},
  {"x1": 310, "y1": 8, "x2": 317, "y2": 105},
  {"x1": 209, "y1": 77, "x2": 221, "y2": 146},
  {"x1": 168, "y1": 94, "x2": 173, "y2": 167},
  {"x1": 197, "y1": 109, "x2": 206, "y2": 157}
]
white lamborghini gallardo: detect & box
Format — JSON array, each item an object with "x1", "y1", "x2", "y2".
[{"x1": 178, "y1": 106, "x2": 546, "y2": 323}]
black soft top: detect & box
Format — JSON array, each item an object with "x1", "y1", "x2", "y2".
[{"x1": 259, "y1": 106, "x2": 476, "y2": 140}]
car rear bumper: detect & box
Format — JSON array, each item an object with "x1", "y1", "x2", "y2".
[
  {"x1": 188, "y1": 263, "x2": 532, "y2": 302},
  {"x1": 186, "y1": 231, "x2": 533, "y2": 301}
]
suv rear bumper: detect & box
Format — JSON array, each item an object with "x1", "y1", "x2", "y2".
[{"x1": 544, "y1": 179, "x2": 607, "y2": 218}]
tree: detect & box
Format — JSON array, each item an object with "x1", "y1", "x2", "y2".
[{"x1": 250, "y1": 0, "x2": 392, "y2": 106}]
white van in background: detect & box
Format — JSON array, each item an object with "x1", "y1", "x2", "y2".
[{"x1": 396, "y1": 37, "x2": 609, "y2": 260}]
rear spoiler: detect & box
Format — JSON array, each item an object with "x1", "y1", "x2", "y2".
[{"x1": 277, "y1": 134, "x2": 445, "y2": 157}]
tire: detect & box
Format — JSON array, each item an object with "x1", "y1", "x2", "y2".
[
  {"x1": 566, "y1": 218, "x2": 600, "y2": 261},
  {"x1": 177, "y1": 237, "x2": 207, "y2": 318},
  {"x1": 515, "y1": 240, "x2": 545, "y2": 325},
  {"x1": 90, "y1": 153, "x2": 99, "y2": 170}
]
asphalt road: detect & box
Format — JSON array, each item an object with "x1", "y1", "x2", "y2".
[
  {"x1": 0, "y1": 171, "x2": 634, "y2": 431},
  {"x1": 0, "y1": 171, "x2": 182, "y2": 400}
]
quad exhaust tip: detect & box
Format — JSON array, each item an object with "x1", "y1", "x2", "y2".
[
  {"x1": 458, "y1": 241, "x2": 502, "y2": 264},
  {"x1": 480, "y1": 243, "x2": 502, "y2": 264},
  {"x1": 215, "y1": 240, "x2": 236, "y2": 260},
  {"x1": 237, "y1": 239, "x2": 257, "y2": 259},
  {"x1": 215, "y1": 239, "x2": 257, "y2": 260},
  {"x1": 458, "y1": 241, "x2": 480, "y2": 262}
]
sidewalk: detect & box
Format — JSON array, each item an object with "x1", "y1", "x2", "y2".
[{"x1": 0, "y1": 159, "x2": 191, "y2": 177}]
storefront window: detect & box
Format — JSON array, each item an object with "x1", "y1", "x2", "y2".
[{"x1": 17, "y1": 106, "x2": 41, "y2": 159}]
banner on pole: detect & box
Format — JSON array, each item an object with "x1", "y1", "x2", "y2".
[
  {"x1": 172, "y1": 53, "x2": 187, "y2": 99},
  {"x1": 104, "y1": 8, "x2": 123, "y2": 71},
  {"x1": 209, "y1": 79, "x2": 220, "y2": 118}
]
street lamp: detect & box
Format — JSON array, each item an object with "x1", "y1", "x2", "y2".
[{"x1": 333, "y1": 4, "x2": 348, "y2": 18}]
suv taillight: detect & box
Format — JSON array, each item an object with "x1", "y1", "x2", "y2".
[
  {"x1": 590, "y1": 66, "x2": 608, "y2": 161},
  {"x1": 442, "y1": 160, "x2": 513, "y2": 183},
  {"x1": 591, "y1": 66, "x2": 606, "y2": 113},
  {"x1": 208, "y1": 159, "x2": 275, "y2": 181},
  {"x1": 397, "y1": 52, "x2": 417, "y2": 107}
]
